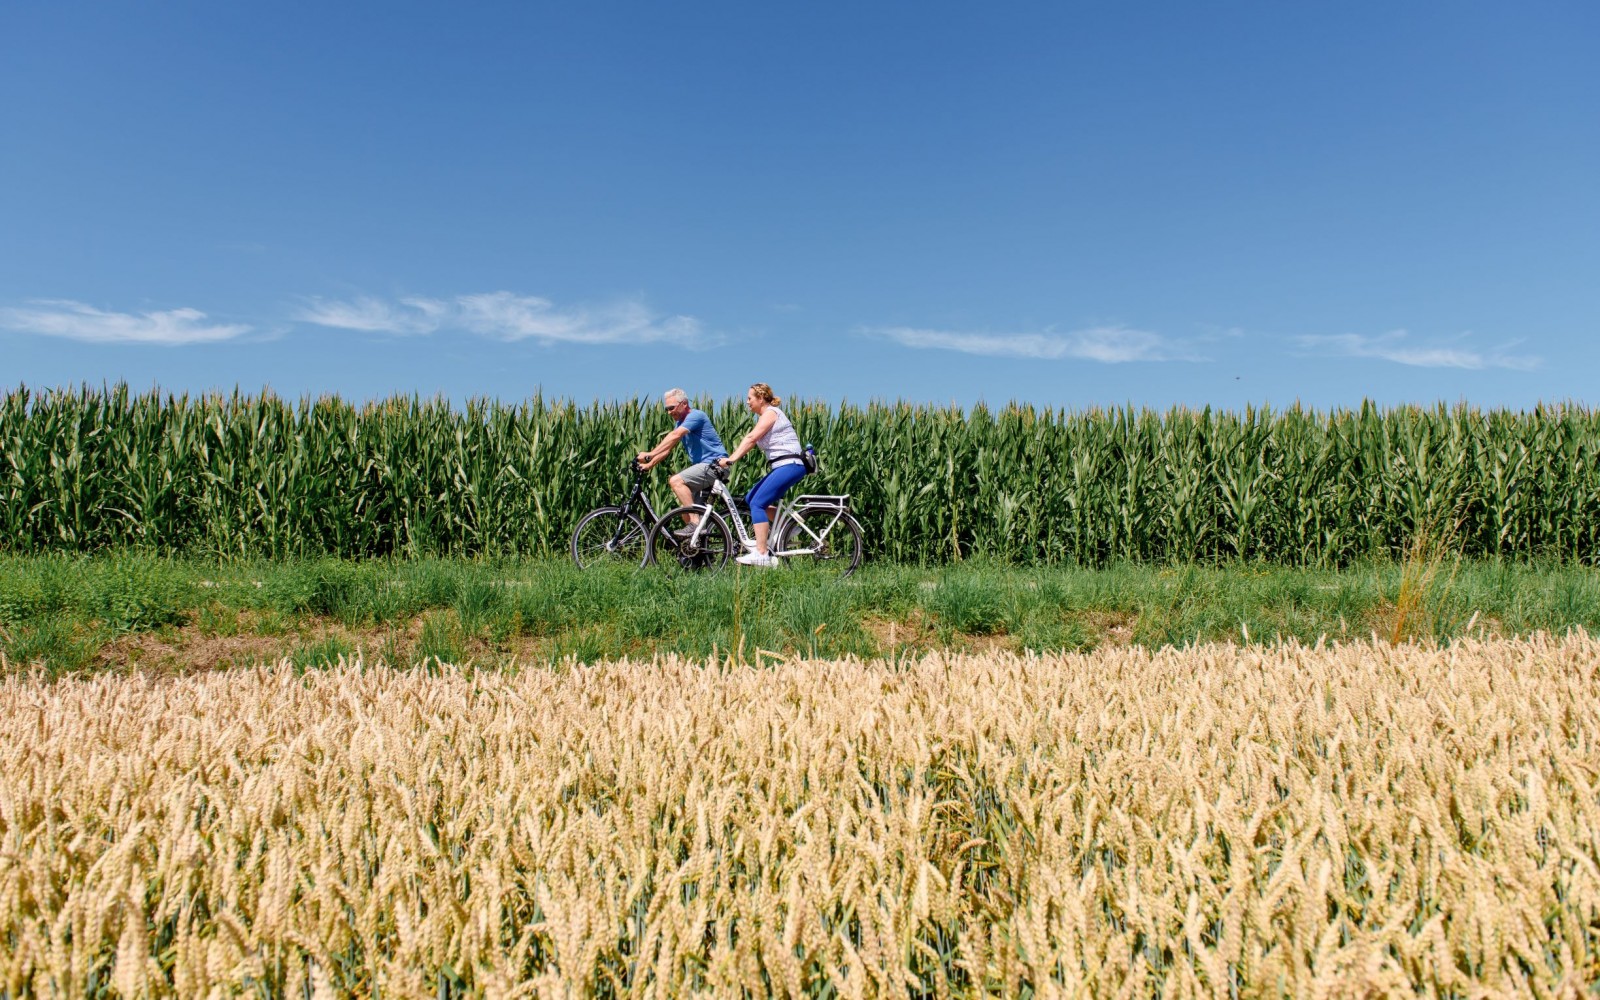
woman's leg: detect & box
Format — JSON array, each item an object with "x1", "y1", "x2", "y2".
[
  {"x1": 743, "y1": 474, "x2": 769, "y2": 550},
  {"x1": 745, "y1": 464, "x2": 807, "y2": 555}
]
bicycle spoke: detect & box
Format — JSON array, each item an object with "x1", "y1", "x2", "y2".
[
  {"x1": 571, "y1": 508, "x2": 648, "y2": 568},
  {"x1": 778, "y1": 506, "x2": 863, "y2": 578},
  {"x1": 648, "y1": 505, "x2": 731, "y2": 576}
]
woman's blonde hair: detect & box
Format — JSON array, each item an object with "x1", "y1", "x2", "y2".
[{"x1": 749, "y1": 382, "x2": 780, "y2": 407}]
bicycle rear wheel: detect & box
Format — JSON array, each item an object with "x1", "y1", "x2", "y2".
[
  {"x1": 778, "y1": 506, "x2": 863, "y2": 578},
  {"x1": 571, "y1": 507, "x2": 649, "y2": 569},
  {"x1": 647, "y1": 506, "x2": 732, "y2": 577}
]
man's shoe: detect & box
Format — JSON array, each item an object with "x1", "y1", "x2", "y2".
[{"x1": 673, "y1": 525, "x2": 699, "y2": 540}]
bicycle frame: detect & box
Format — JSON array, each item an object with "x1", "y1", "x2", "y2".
[
  {"x1": 619, "y1": 473, "x2": 661, "y2": 530},
  {"x1": 599, "y1": 465, "x2": 662, "y2": 551},
  {"x1": 682, "y1": 477, "x2": 849, "y2": 558},
  {"x1": 771, "y1": 495, "x2": 850, "y2": 556}
]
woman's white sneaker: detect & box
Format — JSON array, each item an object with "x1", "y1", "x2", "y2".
[{"x1": 736, "y1": 551, "x2": 779, "y2": 567}]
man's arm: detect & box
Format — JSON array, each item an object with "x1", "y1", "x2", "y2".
[{"x1": 636, "y1": 426, "x2": 688, "y2": 469}]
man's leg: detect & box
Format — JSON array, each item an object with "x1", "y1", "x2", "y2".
[
  {"x1": 672, "y1": 462, "x2": 716, "y2": 528},
  {"x1": 667, "y1": 472, "x2": 698, "y2": 525}
]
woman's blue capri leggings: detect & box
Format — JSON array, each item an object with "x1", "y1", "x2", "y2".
[{"x1": 745, "y1": 464, "x2": 807, "y2": 524}]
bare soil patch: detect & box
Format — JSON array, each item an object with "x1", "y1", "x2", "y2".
[
  {"x1": 862, "y1": 610, "x2": 1019, "y2": 656},
  {"x1": 97, "y1": 631, "x2": 286, "y2": 675},
  {"x1": 1082, "y1": 610, "x2": 1137, "y2": 646},
  {"x1": 862, "y1": 610, "x2": 937, "y2": 653}
]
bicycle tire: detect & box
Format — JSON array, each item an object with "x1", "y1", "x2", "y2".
[
  {"x1": 778, "y1": 506, "x2": 864, "y2": 578},
  {"x1": 571, "y1": 507, "x2": 649, "y2": 569},
  {"x1": 647, "y1": 506, "x2": 732, "y2": 577}
]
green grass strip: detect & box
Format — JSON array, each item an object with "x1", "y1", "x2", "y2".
[{"x1": 3, "y1": 554, "x2": 1597, "y2": 674}]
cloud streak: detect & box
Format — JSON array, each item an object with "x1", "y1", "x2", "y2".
[
  {"x1": 1296, "y1": 331, "x2": 1540, "y2": 371},
  {"x1": 297, "y1": 292, "x2": 711, "y2": 348},
  {"x1": 868, "y1": 325, "x2": 1204, "y2": 363},
  {"x1": 294, "y1": 296, "x2": 444, "y2": 335},
  {"x1": 0, "y1": 300, "x2": 250, "y2": 345}
]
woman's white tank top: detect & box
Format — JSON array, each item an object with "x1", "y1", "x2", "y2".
[{"x1": 756, "y1": 407, "x2": 804, "y2": 466}]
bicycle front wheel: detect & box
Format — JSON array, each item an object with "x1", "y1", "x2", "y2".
[
  {"x1": 647, "y1": 506, "x2": 732, "y2": 577},
  {"x1": 778, "y1": 507, "x2": 863, "y2": 578},
  {"x1": 571, "y1": 507, "x2": 649, "y2": 569}
]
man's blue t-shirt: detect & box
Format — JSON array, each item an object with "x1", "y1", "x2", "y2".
[{"x1": 678, "y1": 408, "x2": 728, "y2": 465}]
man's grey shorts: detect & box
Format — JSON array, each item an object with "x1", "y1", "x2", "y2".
[{"x1": 674, "y1": 461, "x2": 720, "y2": 502}]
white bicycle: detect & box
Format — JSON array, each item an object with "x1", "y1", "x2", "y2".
[{"x1": 644, "y1": 462, "x2": 863, "y2": 578}]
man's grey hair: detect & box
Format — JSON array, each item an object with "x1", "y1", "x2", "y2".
[{"x1": 663, "y1": 388, "x2": 689, "y2": 406}]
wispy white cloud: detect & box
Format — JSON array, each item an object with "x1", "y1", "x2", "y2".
[
  {"x1": 294, "y1": 296, "x2": 445, "y2": 335},
  {"x1": 297, "y1": 292, "x2": 711, "y2": 348},
  {"x1": 867, "y1": 325, "x2": 1205, "y2": 363},
  {"x1": 1295, "y1": 330, "x2": 1540, "y2": 371},
  {"x1": 456, "y1": 292, "x2": 707, "y2": 346},
  {"x1": 0, "y1": 300, "x2": 250, "y2": 345}
]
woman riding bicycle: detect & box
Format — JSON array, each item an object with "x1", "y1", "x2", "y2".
[{"x1": 718, "y1": 382, "x2": 806, "y2": 567}]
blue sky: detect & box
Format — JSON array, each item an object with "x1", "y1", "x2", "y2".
[{"x1": 2, "y1": 1, "x2": 1595, "y2": 410}]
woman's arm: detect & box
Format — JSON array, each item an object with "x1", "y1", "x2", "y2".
[{"x1": 721, "y1": 409, "x2": 778, "y2": 464}]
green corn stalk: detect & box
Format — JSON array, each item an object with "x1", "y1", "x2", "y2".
[{"x1": 4, "y1": 383, "x2": 1600, "y2": 566}]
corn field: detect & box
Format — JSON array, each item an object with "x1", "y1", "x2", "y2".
[
  {"x1": 2, "y1": 635, "x2": 1598, "y2": 996},
  {"x1": 5, "y1": 384, "x2": 1600, "y2": 564}
]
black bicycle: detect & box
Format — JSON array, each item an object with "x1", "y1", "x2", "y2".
[{"x1": 570, "y1": 460, "x2": 659, "y2": 569}]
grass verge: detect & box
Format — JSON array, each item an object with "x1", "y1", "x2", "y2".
[{"x1": 2, "y1": 554, "x2": 1598, "y2": 674}]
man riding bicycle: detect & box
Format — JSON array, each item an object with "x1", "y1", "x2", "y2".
[{"x1": 636, "y1": 387, "x2": 728, "y2": 537}]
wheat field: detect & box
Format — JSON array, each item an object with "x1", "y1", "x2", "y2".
[{"x1": 4, "y1": 637, "x2": 1600, "y2": 997}]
